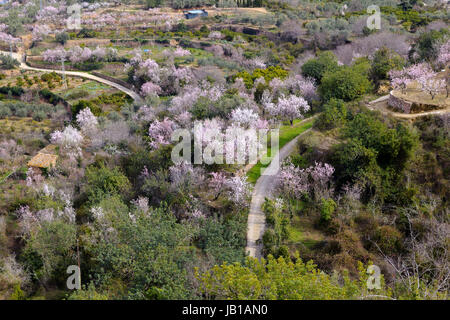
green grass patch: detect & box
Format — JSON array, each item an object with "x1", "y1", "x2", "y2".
[
  {"x1": 246, "y1": 119, "x2": 313, "y2": 184},
  {"x1": 0, "y1": 170, "x2": 13, "y2": 184},
  {"x1": 286, "y1": 214, "x2": 325, "y2": 250}
]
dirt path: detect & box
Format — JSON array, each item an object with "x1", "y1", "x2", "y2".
[
  {"x1": 246, "y1": 120, "x2": 313, "y2": 258},
  {"x1": 1, "y1": 51, "x2": 143, "y2": 103},
  {"x1": 246, "y1": 92, "x2": 450, "y2": 258}
]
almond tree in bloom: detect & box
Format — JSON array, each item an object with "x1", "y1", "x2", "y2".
[
  {"x1": 225, "y1": 175, "x2": 252, "y2": 207},
  {"x1": 148, "y1": 118, "x2": 177, "y2": 149},
  {"x1": 136, "y1": 58, "x2": 161, "y2": 83},
  {"x1": 92, "y1": 46, "x2": 107, "y2": 61},
  {"x1": 38, "y1": 6, "x2": 59, "y2": 18},
  {"x1": 80, "y1": 47, "x2": 93, "y2": 62},
  {"x1": 391, "y1": 76, "x2": 411, "y2": 94},
  {"x1": 169, "y1": 83, "x2": 224, "y2": 114},
  {"x1": 193, "y1": 118, "x2": 224, "y2": 163},
  {"x1": 208, "y1": 31, "x2": 224, "y2": 40},
  {"x1": 268, "y1": 78, "x2": 284, "y2": 98},
  {"x1": 420, "y1": 78, "x2": 446, "y2": 100},
  {"x1": 76, "y1": 108, "x2": 98, "y2": 137},
  {"x1": 175, "y1": 111, "x2": 192, "y2": 127},
  {"x1": 17, "y1": 205, "x2": 75, "y2": 236},
  {"x1": 170, "y1": 88, "x2": 202, "y2": 114},
  {"x1": 44, "y1": 46, "x2": 116, "y2": 64},
  {"x1": 131, "y1": 197, "x2": 150, "y2": 215},
  {"x1": 436, "y1": 40, "x2": 450, "y2": 68},
  {"x1": 141, "y1": 82, "x2": 162, "y2": 97},
  {"x1": 26, "y1": 167, "x2": 44, "y2": 189},
  {"x1": 285, "y1": 75, "x2": 318, "y2": 103},
  {"x1": 50, "y1": 125, "x2": 83, "y2": 159},
  {"x1": 173, "y1": 47, "x2": 191, "y2": 58},
  {"x1": 272, "y1": 94, "x2": 310, "y2": 125},
  {"x1": 172, "y1": 66, "x2": 194, "y2": 91},
  {"x1": 42, "y1": 47, "x2": 67, "y2": 63},
  {"x1": 230, "y1": 107, "x2": 260, "y2": 129},
  {"x1": 209, "y1": 171, "x2": 228, "y2": 200},
  {"x1": 0, "y1": 32, "x2": 21, "y2": 54},
  {"x1": 276, "y1": 161, "x2": 334, "y2": 200},
  {"x1": 276, "y1": 161, "x2": 309, "y2": 199},
  {"x1": 232, "y1": 77, "x2": 249, "y2": 98},
  {"x1": 309, "y1": 161, "x2": 335, "y2": 199},
  {"x1": 169, "y1": 160, "x2": 204, "y2": 192},
  {"x1": 208, "y1": 172, "x2": 252, "y2": 206},
  {"x1": 389, "y1": 63, "x2": 436, "y2": 94},
  {"x1": 245, "y1": 57, "x2": 266, "y2": 70},
  {"x1": 32, "y1": 24, "x2": 51, "y2": 42},
  {"x1": 130, "y1": 57, "x2": 194, "y2": 95}
]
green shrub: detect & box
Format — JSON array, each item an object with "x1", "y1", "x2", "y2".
[
  {"x1": 72, "y1": 100, "x2": 101, "y2": 117},
  {"x1": 320, "y1": 198, "x2": 337, "y2": 223},
  {"x1": 0, "y1": 54, "x2": 20, "y2": 69},
  {"x1": 9, "y1": 284, "x2": 26, "y2": 300},
  {"x1": 32, "y1": 111, "x2": 46, "y2": 122},
  {"x1": 301, "y1": 51, "x2": 339, "y2": 83},
  {"x1": 263, "y1": 229, "x2": 276, "y2": 253},
  {"x1": 39, "y1": 89, "x2": 63, "y2": 105},
  {"x1": 319, "y1": 66, "x2": 371, "y2": 101},
  {"x1": 234, "y1": 66, "x2": 288, "y2": 89},
  {"x1": 370, "y1": 47, "x2": 405, "y2": 83},
  {"x1": 65, "y1": 90, "x2": 89, "y2": 100},
  {"x1": 85, "y1": 164, "x2": 132, "y2": 204},
  {"x1": 315, "y1": 98, "x2": 347, "y2": 130},
  {"x1": 373, "y1": 225, "x2": 403, "y2": 254},
  {"x1": 55, "y1": 32, "x2": 70, "y2": 45}
]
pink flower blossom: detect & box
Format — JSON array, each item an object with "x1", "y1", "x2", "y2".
[
  {"x1": 148, "y1": 118, "x2": 177, "y2": 149},
  {"x1": 271, "y1": 94, "x2": 310, "y2": 125},
  {"x1": 50, "y1": 125, "x2": 83, "y2": 159},
  {"x1": 230, "y1": 108, "x2": 260, "y2": 128},
  {"x1": 173, "y1": 47, "x2": 191, "y2": 58},
  {"x1": 141, "y1": 82, "x2": 162, "y2": 97}
]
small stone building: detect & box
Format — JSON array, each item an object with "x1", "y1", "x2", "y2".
[{"x1": 27, "y1": 145, "x2": 58, "y2": 170}]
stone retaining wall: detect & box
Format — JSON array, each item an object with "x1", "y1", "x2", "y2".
[
  {"x1": 388, "y1": 90, "x2": 445, "y2": 114},
  {"x1": 91, "y1": 72, "x2": 134, "y2": 90},
  {"x1": 388, "y1": 92, "x2": 412, "y2": 113}
]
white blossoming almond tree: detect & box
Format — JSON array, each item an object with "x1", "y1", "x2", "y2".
[{"x1": 271, "y1": 94, "x2": 310, "y2": 125}]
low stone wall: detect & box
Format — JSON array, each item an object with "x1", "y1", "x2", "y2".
[
  {"x1": 388, "y1": 90, "x2": 445, "y2": 114},
  {"x1": 0, "y1": 44, "x2": 18, "y2": 52},
  {"x1": 25, "y1": 56, "x2": 79, "y2": 71},
  {"x1": 388, "y1": 92, "x2": 412, "y2": 113},
  {"x1": 91, "y1": 72, "x2": 134, "y2": 90}
]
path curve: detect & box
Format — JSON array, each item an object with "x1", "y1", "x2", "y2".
[
  {"x1": 246, "y1": 92, "x2": 450, "y2": 258},
  {"x1": 2, "y1": 51, "x2": 143, "y2": 103},
  {"x1": 246, "y1": 119, "x2": 314, "y2": 258}
]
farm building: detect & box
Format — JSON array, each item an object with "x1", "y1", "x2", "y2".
[
  {"x1": 27, "y1": 145, "x2": 58, "y2": 169},
  {"x1": 184, "y1": 9, "x2": 208, "y2": 19}
]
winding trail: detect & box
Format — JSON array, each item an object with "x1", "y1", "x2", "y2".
[
  {"x1": 246, "y1": 118, "x2": 314, "y2": 258},
  {"x1": 246, "y1": 92, "x2": 450, "y2": 258},
  {"x1": 2, "y1": 51, "x2": 143, "y2": 103}
]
